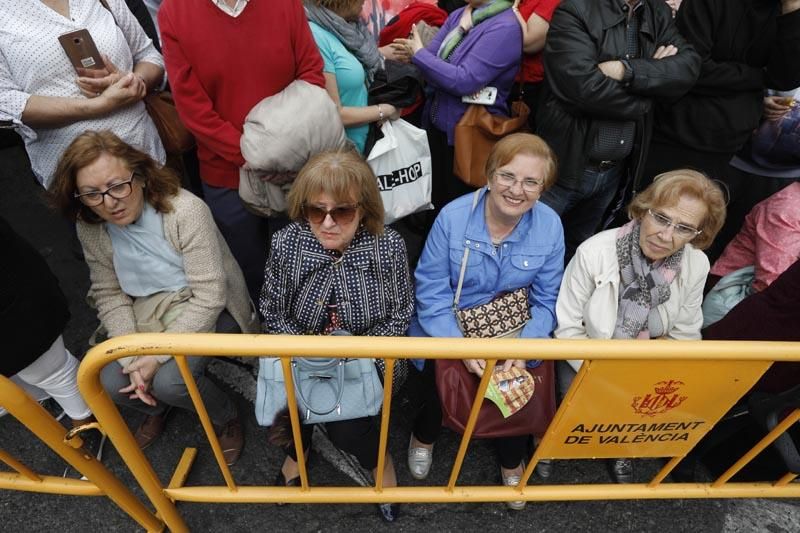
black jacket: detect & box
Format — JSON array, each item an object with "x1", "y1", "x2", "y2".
[
  {"x1": 536, "y1": 0, "x2": 700, "y2": 191},
  {"x1": 653, "y1": 0, "x2": 800, "y2": 154},
  {"x1": 0, "y1": 217, "x2": 70, "y2": 377}
]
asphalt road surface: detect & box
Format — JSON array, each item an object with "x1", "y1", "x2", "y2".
[{"x1": 1, "y1": 139, "x2": 798, "y2": 532}]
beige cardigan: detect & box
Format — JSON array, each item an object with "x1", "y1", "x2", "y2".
[{"x1": 78, "y1": 189, "x2": 259, "y2": 345}]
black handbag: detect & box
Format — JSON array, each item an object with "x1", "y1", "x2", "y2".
[{"x1": 368, "y1": 60, "x2": 424, "y2": 109}]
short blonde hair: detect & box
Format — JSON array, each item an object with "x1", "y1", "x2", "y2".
[
  {"x1": 484, "y1": 133, "x2": 558, "y2": 191},
  {"x1": 287, "y1": 150, "x2": 385, "y2": 235},
  {"x1": 627, "y1": 169, "x2": 726, "y2": 249}
]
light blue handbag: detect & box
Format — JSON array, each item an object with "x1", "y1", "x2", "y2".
[
  {"x1": 255, "y1": 356, "x2": 383, "y2": 426},
  {"x1": 702, "y1": 265, "x2": 756, "y2": 328}
]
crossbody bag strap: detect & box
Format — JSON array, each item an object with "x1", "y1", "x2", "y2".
[{"x1": 453, "y1": 189, "x2": 483, "y2": 312}]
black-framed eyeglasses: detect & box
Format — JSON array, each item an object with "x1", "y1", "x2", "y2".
[
  {"x1": 74, "y1": 172, "x2": 136, "y2": 207},
  {"x1": 303, "y1": 203, "x2": 360, "y2": 225},
  {"x1": 494, "y1": 170, "x2": 544, "y2": 193},
  {"x1": 647, "y1": 209, "x2": 702, "y2": 238}
]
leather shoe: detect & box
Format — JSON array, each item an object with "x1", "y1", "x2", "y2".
[
  {"x1": 535, "y1": 458, "x2": 553, "y2": 480},
  {"x1": 407, "y1": 435, "x2": 434, "y2": 480},
  {"x1": 501, "y1": 464, "x2": 526, "y2": 511},
  {"x1": 134, "y1": 414, "x2": 166, "y2": 450},
  {"x1": 377, "y1": 503, "x2": 400, "y2": 522},
  {"x1": 610, "y1": 458, "x2": 634, "y2": 483},
  {"x1": 216, "y1": 417, "x2": 244, "y2": 466}
]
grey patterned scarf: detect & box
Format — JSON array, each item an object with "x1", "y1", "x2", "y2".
[
  {"x1": 614, "y1": 220, "x2": 683, "y2": 339},
  {"x1": 304, "y1": 1, "x2": 383, "y2": 85}
]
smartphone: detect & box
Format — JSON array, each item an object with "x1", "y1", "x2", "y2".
[
  {"x1": 462, "y1": 86, "x2": 498, "y2": 106},
  {"x1": 58, "y1": 29, "x2": 104, "y2": 72}
]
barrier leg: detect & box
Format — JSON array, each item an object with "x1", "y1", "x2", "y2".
[
  {"x1": 0, "y1": 376, "x2": 164, "y2": 532},
  {"x1": 0, "y1": 448, "x2": 41, "y2": 482},
  {"x1": 173, "y1": 355, "x2": 236, "y2": 491},
  {"x1": 447, "y1": 359, "x2": 497, "y2": 491},
  {"x1": 375, "y1": 359, "x2": 395, "y2": 492},
  {"x1": 77, "y1": 365, "x2": 189, "y2": 533},
  {"x1": 281, "y1": 357, "x2": 310, "y2": 491}
]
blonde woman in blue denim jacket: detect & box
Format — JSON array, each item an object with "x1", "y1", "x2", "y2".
[{"x1": 406, "y1": 133, "x2": 564, "y2": 509}]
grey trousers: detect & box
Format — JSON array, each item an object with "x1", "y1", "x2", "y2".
[{"x1": 100, "y1": 311, "x2": 239, "y2": 426}]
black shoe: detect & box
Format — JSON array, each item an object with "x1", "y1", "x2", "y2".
[
  {"x1": 274, "y1": 470, "x2": 302, "y2": 488},
  {"x1": 274, "y1": 469, "x2": 301, "y2": 507},
  {"x1": 377, "y1": 503, "x2": 400, "y2": 523}
]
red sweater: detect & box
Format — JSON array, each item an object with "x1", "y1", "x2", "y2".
[{"x1": 159, "y1": 0, "x2": 325, "y2": 189}]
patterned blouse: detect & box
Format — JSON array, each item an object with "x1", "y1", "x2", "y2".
[{"x1": 259, "y1": 222, "x2": 414, "y2": 337}]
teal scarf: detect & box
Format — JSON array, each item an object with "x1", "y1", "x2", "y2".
[{"x1": 437, "y1": 0, "x2": 513, "y2": 60}]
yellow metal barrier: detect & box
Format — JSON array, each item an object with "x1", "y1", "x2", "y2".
[
  {"x1": 76, "y1": 334, "x2": 800, "y2": 532},
  {"x1": 0, "y1": 375, "x2": 164, "y2": 531}
]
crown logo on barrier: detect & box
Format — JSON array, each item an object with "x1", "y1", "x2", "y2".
[
  {"x1": 631, "y1": 380, "x2": 688, "y2": 417},
  {"x1": 654, "y1": 380, "x2": 683, "y2": 395}
]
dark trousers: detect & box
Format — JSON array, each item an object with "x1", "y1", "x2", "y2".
[
  {"x1": 411, "y1": 359, "x2": 530, "y2": 470},
  {"x1": 201, "y1": 182, "x2": 288, "y2": 305},
  {"x1": 540, "y1": 163, "x2": 624, "y2": 263},
  {"x1": 285, "y1": 416, "x2": 382, "y2": 471}
]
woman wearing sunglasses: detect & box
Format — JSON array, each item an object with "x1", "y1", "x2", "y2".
[
  {"x1": 554, "y1": 169, "x2": 726, "y2": 483},
  {"x1": 50, "y1": 130, "x2": 258, "y2": 465},
  {"x1": 407, "y1": 133, "x2": 564, "y2": 510},
  {"x1": 259, "y1": 150, "x2": 413, "y2": 522}
]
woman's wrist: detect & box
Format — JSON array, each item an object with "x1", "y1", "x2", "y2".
[{"x1": 377, "y1": 104, "x2": 384, "y2": 122}]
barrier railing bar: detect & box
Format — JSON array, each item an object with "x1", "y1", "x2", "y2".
[
  {"x1": 76, "y1": 362, "x2": 188, "y2": 533},
  {"x1": 0, "y1": 448, "x2": 42, "y2": 482},
  {"x1": 281, "y1": 356, "x2": 310, "y2": 492},
  {"x1": 712, "y1": 408, "x2": 800, "y2": 487},
  {"x1": 648, "y1": 456, "x2": 684, "y2": 488},
  {"x1": 775, "y1": 472, "x2": 797, "y2": 487},
  {"x1": 0, "y1": 472, "x2": 106, "y2": 496},
  {"x1": 161, "y1": 482, "x2": 800, "y2": 503},
  {"x1": 84, "y1": 335, "x2": 800, "y2": 362},
  {"x1": 447, "y1": 358, "x2": 498, "y2": 492},
  {"x1": 375, "y1": 358, "x2": 395, "y2": 492},
  {"x1": 0, "y1": 376, "x2": 164, "y2": 532},
  {"x1": 173, "y1": 355, "x2": 236, "y2": 492}
]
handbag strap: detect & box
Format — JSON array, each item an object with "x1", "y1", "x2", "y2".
[
  {"x1": 291, "y1": 358, "x2": 346, "y2": 417},
  {"x1": 453, "y1": 189, "x2": 483, "y2": 312}
]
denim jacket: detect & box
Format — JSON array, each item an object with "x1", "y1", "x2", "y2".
[{"x1": 409, "y1": 188, "x2": 565, "y2": 369}]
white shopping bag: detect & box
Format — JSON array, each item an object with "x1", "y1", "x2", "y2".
[{"x1": 366, "y1": 119, "x2": 433, "y2": 224}]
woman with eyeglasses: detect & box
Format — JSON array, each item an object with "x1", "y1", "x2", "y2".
[
  {"x1": 50, "y1": 130, "x2": 258, "y2": 465},
  {"x1": 407, "y1": 133, "x2": 564, "y2": 510},
  {"x1": 554, "y1": 169, "x2": 726, "y2": 483},
  {"x1": 258, "y1": 150, "x2": 413, "y2": 522}
]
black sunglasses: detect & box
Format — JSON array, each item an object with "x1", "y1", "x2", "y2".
[{"x1": 303, "y1": 203, "x2": 359, "y2": 225}]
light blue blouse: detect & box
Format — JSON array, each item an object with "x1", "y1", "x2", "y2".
[{"x1": 107, "y1": 202, "x2": 188, "y2": 297}]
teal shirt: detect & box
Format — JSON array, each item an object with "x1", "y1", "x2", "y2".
[{"x1": 309, "y1": 21, "x2": 369, "y2": 154}]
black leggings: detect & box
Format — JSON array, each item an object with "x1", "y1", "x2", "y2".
[
  {"x1": 285, "y1": 416, "x2": 382, "y2": 471},
  {"x1": 411, "y1": 359, "x2": 530, "y2": 470}
]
